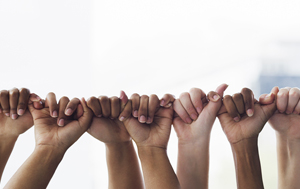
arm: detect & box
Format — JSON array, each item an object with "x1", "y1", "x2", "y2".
[
  {"x1": 218, "y1": 87, "x2": 278, "y2": 189},
  {"x1": 0, "y1": 88, "x2": 41, "y2": 182},
  {"x1": 4, "y1": 94, "x2": 92, "y2": 189},
  {"x1": 165, "y1": 84, "x2": 227, "y2": 189},
  {"x1": 86, "y1": 93, "x2": 144, "y2": 189},
  {"x1": 268, "y1": 87, "x2": 300, "y2": 188},
  {"x1": 122, "y1": 93, "x2": 180, "y2": 189}
]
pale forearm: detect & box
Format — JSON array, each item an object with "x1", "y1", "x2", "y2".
[
  {"x1": 177, "y1": 139, "x2": 210, "y2": 189},
  {"x1": 138, "y1": 147, "x2": 180, "y2": 189},
  {"x1": 276, "y1": 134, "x2": 300, "y2": 189},
  {"x1": 106, "y1": 141, "x2": 144, "y2": 189},
  {"x1": 231, "y1": 138, "x2": 264, "y2": 189},
  {"x1": 4, "y1": 145, "x2": 64, "y2": 189},
  {"x1": 0, "y1": 136, "x2": 18, "y2": 182}
]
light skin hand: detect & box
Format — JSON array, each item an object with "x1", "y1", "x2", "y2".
[
  {"x1": 0, "y1": 88, "x2": 42, "y2": 182},
  {"x1": 161, "y1": 84, "x2": 227, "y2": 189},
  {"x1": 268, "y1": 87, "x2": 300, "y2": 189},
  {"x1": 86, "y1": 92, "x2": 144, "y2": 189},
  {"x1": 218, "y1": 86, "x2": 278, "y2": 189},
  {"x1": 120, "y1": 92, "x2": 180, "y2": 189},
  {"x1": 4, "y1": 93, "x2": 93, "y2": 189}
]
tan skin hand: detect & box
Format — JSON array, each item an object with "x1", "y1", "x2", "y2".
[
  {"x1": 268, "y1": 87, "x2": 300, "y2": 139},
  {"x1": 121, "y1": 92, "x2": 173, "y2": 149},
  {"x1": 0, "y1": 88, "x2": 42, "y2": 138},
  {"x1": 29, "y1": 93, "x2": 92, "y2": 152},
  {"x1": 218, "y1": 87, "x2": 278, "y2": 144},
  {"x1": 87, "y1": 94, "x2": 131, "y2": 144}
]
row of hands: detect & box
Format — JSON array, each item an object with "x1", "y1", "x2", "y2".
[{"x1": 0, "y1": 84, "x2": 299, "y2": 188}]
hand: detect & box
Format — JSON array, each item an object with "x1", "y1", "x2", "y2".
[
  {"x1": 218, "y1": 87, "x2": 278, "y2": 144},
  {"x1": 0, "y1": 88, "x2": 42, "y2": 138},
  {"x1": 87, "y1": 93, "x2": 132, "y2": 144},
  {"x1": 121, "y1": 92, "x2": 173, "y2": 149},
  {"x1": 268, "y1": 87, "x2": 300, "y2": 139},
  {"x1": 28, "y1": 93, "x2": 93, "y2": 152},
  {"x1": 170, "y1": 84, "x2": 228, "y2": 145}
]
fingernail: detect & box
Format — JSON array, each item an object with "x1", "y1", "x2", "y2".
[
  {"x1": 191, "y1": 113, "x2": 197, "y2": 120},
  {"x1": 233, "y1": 117, "x2": 240, "y2": 122},
  {"x1": 139, "y1": 115, "x2": 146, "y2": 123},
  {"x1": 146, "y1": 117, "x2": 151, "y2": 124},
  {"x1": 65, "y1": 108, "x2": 72, "y2": 116},
  {"x1": 196, "y1": 107, "x2": 202, "y2": 114},
  {"x1": 58, "y1": 119, "x2": 64, "y2": 126},
  {"x1": 52, "y1": 111, "x2": 58, "y2": 118},
  {"x1": 286, "y1": 111, "x2": 291, "y2": 115},
  {"x1": 160, "y1": 100, "x2": 165, "y2": 106},
  {"x1": 12, "y1": 114, "x2": 17, "y2": 120},
  {"x1": 97, "y1": 114, "x2": 102, "y2": 118},
  {"x1": 5, "y1": 113, "x2": 10, "y2": 117},
  {"x1": 246, "y1": 109, "x2": 253, "y2": 117},
  {"x1": 133, "y1": 110, "x2": 138, "y2": 117},
  {"x1": 18, "y1": 109, "x2": 25, "y2": 116},
  {"x1": 185, "y1": 117, "x2": 192, "y2": 123},
  {"x1": 119, "y1": 116, "x2": 125, "y2": 121},
  {"x1": 213, "y1": 94, "x2": 220, "y2": 101}
]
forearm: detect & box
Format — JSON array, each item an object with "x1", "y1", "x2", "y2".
[
  {"x1": 231, "y1": 138, "x2": 264, "y2": 189},
  {"x1": 105, "y1": 141, "x2": 144, "y2": 189},
  {"x1": 177, "y1": 138, "x2": 210, "y2": 189},
  {"x1": 276, "y1": 134, "x2": 300, "y2": 189},
  {"x1": 4, "y1": 145, "x2": 64, "y2": 189},
  {"x1": 138, "y1": 146, "x2": 180, "y2": 189},
  {"x1": 0, "y1": 136, "x2": 18, "y2": 181}
]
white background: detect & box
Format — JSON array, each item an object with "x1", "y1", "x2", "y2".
[{"x1": 1, "y1": 0, "x2": 300, "y2": 188}]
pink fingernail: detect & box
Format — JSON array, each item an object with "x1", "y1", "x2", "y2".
[
  {"x1": 196, "y1": 107, "x2": 202, "y2": 114},
  {"x1": 160, "y1": 100, "x2": 165, "y2": 106},
  {"x1": 133, "y1": 110, "x2": 138, "y2": 117},
  {"x1": 65, "y1": 108, "x2": 72, "y2": 116},
  {"x1": 139, "y1": 115, "x2": 146, "y2": 123},
  {"x1": 5, "y1": 113, "x2": 10, "y2": 117},
  {"x1": 11, "y1": 114, "x2": 18, "y2": 120},
  {"x1": 58, "y1": 119, "x2": 64, "y2": 126},
  {"x1": 97, "y1": 114, "x2": 102, "y2": 118},
  {"x1": 246, "y1": 109, "x2": 253, "y2": 117},
  {"x1": 52, "y1": 111, "x2": 58, "y2": 118},
  {"x1": 119, "y1": 116, "x2": 125, "y2": 121},
  {"x1": 146, "y1": 117, "x2": 151, "y2": 124},
  {"x1": 18, "y1": 109, "x2": 24, "y2": 116},
  {"x1": 213, "y1": 95, "x2": 220, "y2": 101},
  {"x1": 233, "y1": 117, "x2": 240, "y2": 122},
  {"x1": 185, "y1": 117, "x2": 192, "y2": 123},
  {"x1": 191, "y1": 113, "x2": 197, "y2": 120}
]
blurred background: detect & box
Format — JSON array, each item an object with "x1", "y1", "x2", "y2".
[{"x1": 1, "y1": 0, "x2": 300, "y2": 188}]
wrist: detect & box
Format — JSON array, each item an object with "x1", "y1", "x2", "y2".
[
  {"x1": 137, "y1": 146, "x2": 167, "y2": 158},
  {"x1": 231, "y1": 137, "x2": 259, "y2": 155},
  {"x1": 34, "y1": 145, "x2": 65, "y2": 163}
]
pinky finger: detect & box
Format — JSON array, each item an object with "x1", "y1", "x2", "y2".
[{"x1": 160, "y1": 94, "x2": 175, "y2": 108}]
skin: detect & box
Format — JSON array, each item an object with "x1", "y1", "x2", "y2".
[
  {"x1": 0, "y1": 88, "x2": 42, "y2": 182},
  {"x1": 160, "y1": 84, "x2": 227, "y2": 189},
  {"x1": 268, "y1": 87, "x2": 300, "y2": 189},
  {"x1": 4, "y1": 93, "x2": 93, "y2": 189},
  {"x1": 119, "y1": 92, "x2": 180, "y2": 189},
  {"x1": 218, "y1": 86, "x2": 279, "y2": 189},
  {"x1": 86, "y1": 93, "x2": 144, "y2": 189}
]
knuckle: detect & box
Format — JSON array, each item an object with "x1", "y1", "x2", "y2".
[
  {"x1": 0, "y1": 90, "x2": 8, "y2": 97},
  {"x1": 99, "y1": 96, "x2": 109, "y2": 103},
  {"x1": 141, "y1": 95, "x2": 149, "y2": 99},
  {"x1": 20, "y1": 88, "x2": 30, "y2": 95},
  {"x1": 232, "y1": 93, "x2": 242, "y2": 100},
  {"x1": 130, "y1": 93, "x2": 140, "y2": 99},
  {"x1": 150, "y1": 94, "x2": 158, "y2": 99},
  {"x1": 10, "y1": 89, "x2": 19, "y2": 97},
  {"x1": 179, "y1": 92, "x2": 189, "y2": 99},
  {"x1": 223, "y1": 95, "x2": 232, "y2": 101},
  {"x1": 61, "y1": 96, "x2": 69, "y2": 101},
  {"x1": 241, "y1": 87, "x2": 252, "y2": 94},
  {"x1": 110, "y1": 96, "x2": 119, "y2": 103},
  {"x1": 189, "y1": 87, "x2": 201, "y2": 94},
  {"x1": 289, "y1": 88, "x2": 299, "y2": 97}
]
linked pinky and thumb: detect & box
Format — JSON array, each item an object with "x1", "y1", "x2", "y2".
[{"x1": 27, "y1": 93, "x2": 43, "y2": 113}]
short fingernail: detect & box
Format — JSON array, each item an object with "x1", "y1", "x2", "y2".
[
  {"x1": 213, "y1": 94, "x2": 220, "y2": 101},
  {"x1": 146, "y1": 117, "x2": 151, "y2": 124},
  {"x1": 119, "y1": 116, "x2": 125, "y2": 121},
  {"x1": 196, "y1": 107, "x2": 202, "y2": 114},
  {"x1": 246, "y1": 109, "x2": 253, "y2": 117},
  {"x1": 12, "y1": 114, "x2": 18, "y2": 120},
  {"x1": 58, "y1": 119, "x2": 64, "y2": 126},
  {"x1": 18, "y1": 109, "x2": 25, "y2": 116},
  {"x1": 185, "y1": 117, "x2": 192, "y2": 123},
  {"x1": 160, "y1": 100, "x2": 165, "y2": 106},
  {"x1": 139, "y1": 115, "x2": 146, "y2": 123},
  {"x1": 52, "y1": 111, "x2": 58, "y2": 118},
  {"x1": 233, "y1": 117, "x2": 240, "y2": 122},
  {"x1": 97, "y1": 114, "x2": 102, "y2": 118},
  {"x1": 65, "y1": 108, "x2": 73, "y2": 116},
  {"x1": 133, "y1": 110, "x2": 138, "y2": 117},
  {"x1": 191, "y1": 113, "x2": 197, "y2": 120},
  {"x1": 5, "y1": 113, "x2": 10, "y2": 117}
]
